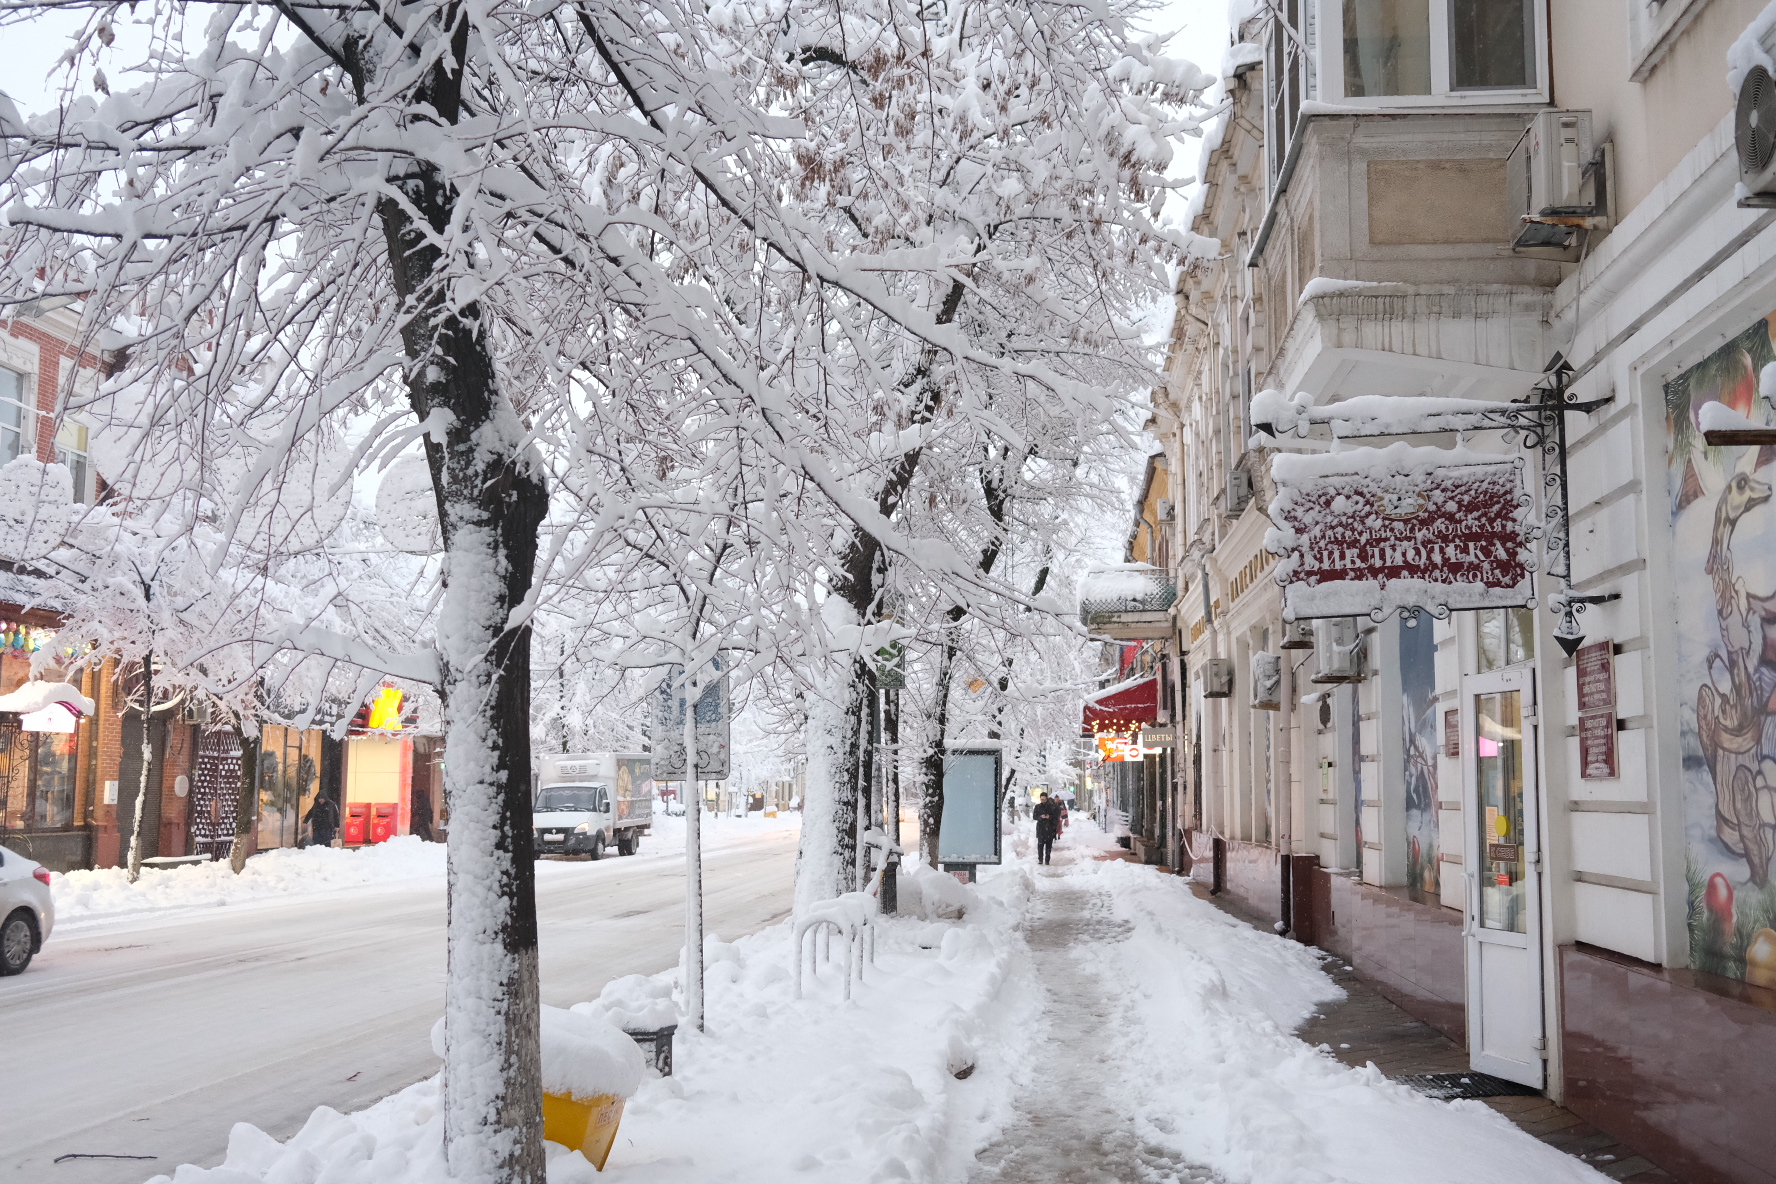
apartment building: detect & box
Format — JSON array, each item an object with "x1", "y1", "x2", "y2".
[{"x1": 1113, "y1": 3, "x2": 1776, "y2": 1180}]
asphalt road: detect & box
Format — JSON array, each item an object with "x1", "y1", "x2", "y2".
[{"x1": 0, "y1": 827, "x2": 799, "y2": 1184}]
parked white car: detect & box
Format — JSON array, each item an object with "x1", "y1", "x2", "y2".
[{"x1": 0, "y1": 844, "x2": 54, "y2": 975}]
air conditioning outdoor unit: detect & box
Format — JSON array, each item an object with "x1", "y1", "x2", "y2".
[
  {"x1": 1200, "y1": 658, "x2": 1234, "y2": 699},
  {"x1": 1506, "y1": 109, "x2": 1607, "y2": 256},
  {"x1": 1225, "y1": 468, "x2": 1253, "y2": 516},
  {"x1": 1156, "y1": 497, "x2": 1176, "y2": 522},
  {"x1": 1251, "y1": 651, "x2": 1282, "y2": 711},
  {"x1": 1739, "y1": 65, "x2": 1776, "y2": 207},
  {"x1": 1280, "y1": 619, "x2": 1315, "y2": 649},
  {"x1": 1310, "y1": 617, "x2": 1366, "y2": 684}
]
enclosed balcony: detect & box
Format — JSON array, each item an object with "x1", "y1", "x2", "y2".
[{"x1": 1078, "y1": 565, "x2": 1177, "y2": 641}]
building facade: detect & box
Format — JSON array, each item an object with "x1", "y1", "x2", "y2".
[{"x1": 1133, "y1": 3, "x2": 1776, "y2": 1181}]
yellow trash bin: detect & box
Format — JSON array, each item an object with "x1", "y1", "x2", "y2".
[{"x1": 542, "y1": 1091, "x2": 626, "y2": 1171}]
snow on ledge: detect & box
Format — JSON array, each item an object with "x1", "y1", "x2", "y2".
[{"x1": 0, "y1": 680, "x2": 95, "y2": 717}]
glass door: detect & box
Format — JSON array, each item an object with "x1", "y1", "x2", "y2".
[{"x1": 1462, "y1": 665, "x2": 1544, "y2": 1086}]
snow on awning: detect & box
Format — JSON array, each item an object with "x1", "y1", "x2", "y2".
[
  {"x1": 1082, "y1": 676, "x2": 1159, "y2": 734},
  {"x1": 0, "y1": 680, "x2": 96, "y2": 718}
]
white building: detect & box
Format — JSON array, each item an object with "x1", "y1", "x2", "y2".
[{"x1": 1136, "y1": 4, "x2": 1776, "y2": 1179}]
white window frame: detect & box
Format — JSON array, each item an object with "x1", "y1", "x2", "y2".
[
  {"x1": 1317, "y1": 0, "x2": 1550, "y2": 108},
  {"x1": 0, "y1": 363, "x2": 35, "y2": 467},
  {"x1": 54, "y1": 419, "x2": 94, "y2": 503}
]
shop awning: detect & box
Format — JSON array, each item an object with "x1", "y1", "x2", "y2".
[
  {"x1": 1082, "y1": 676, "x2": 1159, "y2": 734},
  {"x1": 0, "y1": 680, "x2": 95, "y2": 717}
]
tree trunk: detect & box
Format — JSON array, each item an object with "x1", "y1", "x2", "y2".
[
  {"x1": 795, "y1": 658, "x2": 865, "y2": 913},
  {"x1": 229, "y1": 727, "x2": 259, "y2": 874},
  {"x1": 373, "y1": 75, "x2": 550, "y2": 1184},
  {"x1": 857, "y1": 665, "x2": 877, "y2": 892},
  {"x1": 919, "y1": 638, "x2": 958, "y2": 869},
  {"x1": 124, "y1": 656, "x2": 154, "y2": 883}
]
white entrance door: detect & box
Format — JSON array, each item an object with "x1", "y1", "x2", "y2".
[{"x1": 1461, "y1": 665, "x2": 1544, "y2": 1087}]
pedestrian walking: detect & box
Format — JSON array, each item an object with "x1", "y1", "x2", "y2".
[
  {"x1": 1034, "y1": 791, "x2": 1062, "y2": 866},
  {"x1": 304, "y1": 792, "x2": 340, "y2": 848}
]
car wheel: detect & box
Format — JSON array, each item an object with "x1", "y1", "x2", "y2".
[
  {"x1": 589, "y1": 833, "x2": 605, "y2": 861},
  {"x1": 1, "y1": 909, "x2": 36, "y2": 976}
]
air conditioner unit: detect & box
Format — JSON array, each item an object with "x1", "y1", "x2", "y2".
[
  {"x1": 1738, "y1": 65, "x2": 1776, "y2": 207},
  {"x1": 1156, "y1": 497, "x2": 1176, "y2": 522},
  {"x1": 1225, "y1": 468, "x2": 1253, "y2": 516},
  {"x1": 1200, "y1": 658, "x2": 1234, "y2": 698},
  {"x1": 1310, "y1": 617, "x2": 1366, "y2": 684},
  {"x1": 1280, "y1": 619, "x2": 1315, "y2": 649},
  {"x1": 1506, "y1": 109, "x2": 1607, "y2": 256},
  {"x1": 1251, "y1": 651, "x2": 1282, "y2": 711}
]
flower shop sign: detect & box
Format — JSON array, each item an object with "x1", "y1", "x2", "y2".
[{"x1": 1265, "y1": 442, "x2": 1536, "y2": 621}]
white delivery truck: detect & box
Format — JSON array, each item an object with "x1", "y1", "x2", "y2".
[{"x1": 533, "y1": 753, "x2": 654, "y2": 859}]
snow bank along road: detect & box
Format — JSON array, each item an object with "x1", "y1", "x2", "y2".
[{"x1": 0, "y1": 824, "x2": 799, "y2": 1184}]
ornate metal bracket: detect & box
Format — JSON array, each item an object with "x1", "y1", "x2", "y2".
[{"x1": 1254, "y1": 355, "x2": 1617, "y2": 654}]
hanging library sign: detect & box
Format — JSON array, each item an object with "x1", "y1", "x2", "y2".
[{"x1": 1265, "y1": 442, "x2": 1537, "y2": 622}]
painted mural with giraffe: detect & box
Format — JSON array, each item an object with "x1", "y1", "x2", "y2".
[{"x1": 1666, "y1": 310, "x2": 1776, "y2": 988}]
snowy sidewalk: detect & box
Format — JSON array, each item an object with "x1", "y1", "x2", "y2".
[
  {"x1": 973, "y1": 828, "x2": 1615, "y2": 1184},
  {"x1": 971, "y1": 870, "x2": 1221, "y2": 1184}
]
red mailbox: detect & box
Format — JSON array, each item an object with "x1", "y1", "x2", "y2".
[
  {"x1": 344, "y1": 803, "x2": 369, "y2": 846},
  {"x1": 371, "y1": 803, "x2": 397, "y2": 844}
]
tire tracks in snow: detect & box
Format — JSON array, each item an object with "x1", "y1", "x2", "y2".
[{"x1": 969, "y1": 866, "x2": 1226, "y2": 1184}]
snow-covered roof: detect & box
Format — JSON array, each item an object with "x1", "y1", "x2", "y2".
[{"x1": 0, "y1": 680, "x2": 95, "y2": 716}]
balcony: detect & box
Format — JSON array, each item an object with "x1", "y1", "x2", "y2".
[{"x1": 1078, "y1": 566, "x2": 1177, "y2": 641}]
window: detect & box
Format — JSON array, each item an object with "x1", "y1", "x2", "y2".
[
  {"x1": 1343, "y1": 0, "x2": 1431, "y2": 96},
  {"x1": 1266, "y1": 0, "x2": 1315, "y2": 181},
  {"x1": 0, "y1": 366, "x2": 29, "y2": 464},
  {"x1": 1476, "y1": 606, "x2": 1534, "y2": 672},
  {"x1": 56, "y1": 421, "x2": 89, "y2": 502},
  {"x1": 28, "y1": 731, "x2": 77, "y2": 829},
  {"x1": 1334, "y1": 0, "x2": 1543, "y2": 102},
  {"x1": 1447, "y1": 0, "x2": 1532, "y2": 90}
]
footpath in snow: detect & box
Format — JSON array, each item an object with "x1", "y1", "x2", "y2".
[
  {"x1": 141, "y1": 818, "x2": 1608, "y2": 1184},
  {"x1": 52, "y1": 811, "x2": 799, "y2": 928}
]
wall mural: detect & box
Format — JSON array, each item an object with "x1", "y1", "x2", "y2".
[
  {"x1": 1665, "y1": 311, "x2": 1776, "y2": 987},
  {"x1": 1400, "y1": 617, "x2": 1441, "y2": 900}
]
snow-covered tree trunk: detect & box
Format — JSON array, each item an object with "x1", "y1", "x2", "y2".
[
  {"x1": 124, "y1": 655, "x2": 154, "y2": 883},
  {"x1": 795, "y1": 657, "x2": 865, "y2": 912},
  {"x1": 366, "y1": 35, "x2": 550, "y2": 1179}
]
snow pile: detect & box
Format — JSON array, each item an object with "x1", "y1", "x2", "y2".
[
  {"x1": 141, "y1": 859, "x2": 1033, "y2": 1184},
  {"x1": 575, "y1": 974, "x2": 677, "y2": 1032},
  {"x1": 430, "y1": 1005, "x2": 645, "y2": 1103},
  {"x1": 1222, "y1": 41, "x2": 1265, "y2": 79},
  {"x1": 53, "y1": 836, "x2": 447, "y2": 923},
  {"x1": 1698, "y1": 400, "x2": 1770, "y2": 432},
  {"x1": 54, "y1": 812, "x2": 799, "y2": 926},
  {"x1": 1727, "y1": 1, "x2": 1776, "y2": 96},
  {"x1": 1056, "y1": 858, "x2": 1608, "y2": 1184}
]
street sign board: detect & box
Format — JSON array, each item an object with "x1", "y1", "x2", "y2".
[
  {"x1": 1267, "y1": 444, "x2": 1535, "y2": 621},
  {"x1": 938, "y1": 747, "x2": 1002, "y2": 865},
  {"x1": 651, "y1": 662, "x2": 730, "y2": 779}
]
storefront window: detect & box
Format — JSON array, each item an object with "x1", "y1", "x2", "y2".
[
  {"x1": 1476, "y1": 690, "x2": 1526, "y2": 932},
  {"x1": 1344, "y1": 0, "x2": 1432, "y2": 97},
  {"x1": 28, "y1": 731, "x2": 76, "y2": 828},
  {"x1": 1477, "y1": 605, "x2": 1534, "y2": 671}
]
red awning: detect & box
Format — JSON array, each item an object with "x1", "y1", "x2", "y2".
[{"x1": 1082, "y1": 676, "x2": 1159, "y2": 733}]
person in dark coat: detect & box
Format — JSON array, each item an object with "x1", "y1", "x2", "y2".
[
  {"x1": 1033, "y1": 792, "x2": 1063, "y2": 866},
  {"x1": 304, "y1": 792, "x2": 340, "y2": 848}
]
